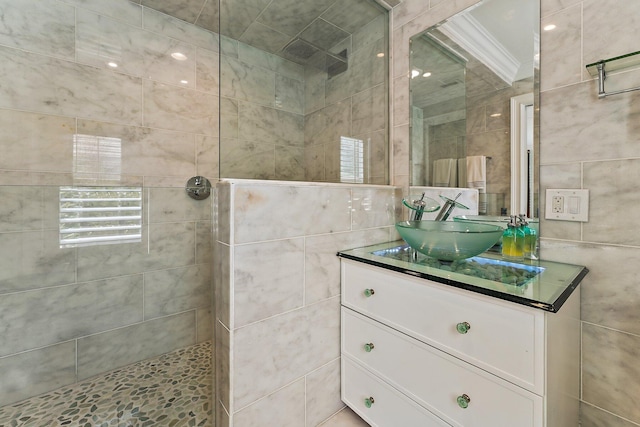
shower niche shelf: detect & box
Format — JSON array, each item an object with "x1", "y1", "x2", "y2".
[{"x1": 586, "y1": 50, "x2": 640, "y2": 98}]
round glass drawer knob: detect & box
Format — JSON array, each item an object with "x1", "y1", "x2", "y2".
[
  {"x1": 456, "y1": 321, "x2": 471, "y2": 334},
  {"x1": 457, "y1": 394, "x2": 471, "y2": 409},
  {"x1": 364, "y1": 396, "x2": 375, "y2": 408},
  {"x1": 364, "y1": 288, "x2": 375, "y2": 297},
  {"x1": 364, "y1": 343, "x2": 375, "y2": 352}
]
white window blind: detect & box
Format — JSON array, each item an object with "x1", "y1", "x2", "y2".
[
  {"x1": 59, "y1": 187, "x2": 142, "y2": 248},
  {"x1": 340, "y1": 136, "x2": 364, "y2": 183}
]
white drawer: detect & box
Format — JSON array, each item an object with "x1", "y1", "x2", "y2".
[
  {"x1": 341, "y1": 260, "x2": 545, "y2": 394},
  {"x1": 342, "y1": 307, "x2": 543, "y2": 427},
  {"x1": 342, "y1": 356, "x2": 450, "y2": 427}
]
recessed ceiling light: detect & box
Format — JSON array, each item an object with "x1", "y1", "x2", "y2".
[
  {"x1": 377, "y1": 52, "x2": 385, "y2": 58},
  {"x1": 490, "y1": 113, "x2": 502, "y2": 118},
  {"x1": 411, "y1": 69, "x2": 420, "y2": 79},
  {"x1": 180, "y1": 80, "x2": 189, "y2": 84},
  {"x1": 422, "y1": 72, "x2": 432, "y2": 78},
  {"x1": 543, "y1": 24, "x2": 556, "y2": 31},
  {"x1": 107, "y1": 62, "x2": 118, "y2": 68},
  {"x1": 171, "y1": 52, "x2": 188, "y2": 61}
]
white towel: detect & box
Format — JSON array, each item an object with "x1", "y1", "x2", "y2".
[
  {"x1": 467, "y1": 155, "x2": 487, "y2": 213},
  {"x1": 457, "y1": 158, "x2": 467, "y2": 188},
  {"x1": 433, "y1": 158, "x2": 457, "y2": 187}
]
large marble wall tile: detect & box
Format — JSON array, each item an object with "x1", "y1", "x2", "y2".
[
  {"x1": 62, "y1": 0, "x2": 143, "y2": 27},
  {"x1": 144, "y1": 264, "x2": 211, "y2": 319},
  {"x1": 220, "y1": 97, "x2": 239, "y2": 139},
  {"x1": 76, "y1": 222, "x2": 195, "y2": 282},
  {"x1": 351, "y1": 186, "x2": 400, "y2": 230},
  {"x1": 0, "y1": 46, "x2": 142, "y2": 125},
  {"x1": 353, "y1": 14, "x2": 387, "y2": 53},
  {"x1": 0, "y1": 230, "x2": 75, "y2": 294},
  {"x1": 238, "y1": 22, "x2": 291, "y2": 55},
  {"x1": 540, "y1": 5, "x2": 582, "y2": 91},
  {"x1": 304, "y1": 144, "x2": 326, "y2": 182},
  {"x1": 232, "y1": 297, "x2": 340, "y2": 409},
  {"x1": 196, "y1": 47, "x2": 220, "y2": 94},
  {"x1": 541, "y1": 0, "x2": 582, "y2": 17},
  {"x1": 305, "y1": 359, "x2": 343, "y2": 427},
  {"x1": 215, "y1": 242, "x2": 231, "y2": 328},
  {"x1": 220, "y1": 0, "x2": 272, "y2": 40},
  {"x1": 583, "y1": 0, "x2": 640, "y2": 66},
  {"x1": 304, "y1": 68, "x2": 327, "y2": 115},
  {"x1": 0, "y1": 109, "x2": 75, "y2": 172},
  {"x1": 275, "y1": 146, "x2": 305, "y2": 181},
  {"x1": 583, "y1": 159, "x2": 640, "y2": 246},
  {"x1": 232, "y1": 184, "x2": 352, "y2": 243},
  {"x1": 147, "y1": 187, "x2": 211, "y2": 222},
  {"x1": 0, "y1": 0, "x2": 75, "y2": 60},
  {"x1": 238, "y1": 103, "x2": 304, "y2": 147},
  {"x1": 196, "y1": 306, "x2": 213, "y2": 342},
  {"x1": 360, "y1": 129, "x2": 388, "y2": 182},
  {"x1": 234, "y1": 238, "x2": 304, "y2": 327},
  {"x1": 352, "y1": 84, "x2": 386, "y2": 135},
  {"x1": 238, "y1": 42, "x2": 304, "y2": 81},
  {"x1": 216, "y1": 321, "x2": 231, "y2": 412},
  {"x1": 581, "y1": 402, "x2": 639, "y2": 427},
  {"x1": 216, "y1": 182, "x2": 231, "y2": 245},
  {"x1": 255, "y1": 0, "x2": 335, "y2": 38},
  {"x1": 304, "y1": 101, "x2": 352, "y2": 147},
  {"x1": 220, "y1": 56, "x2": 275, "y2": 106},
  {"x1": 141, "y1": 0, "x2": 206, "y2": 24},
  {"x1": 0, "y1": 275, "x2": 143, "y2": 357},
  {"x1": 0, "y1": 341, "x2": 76, "y2": 407},
  {"x1": 323, "y1": 0, "x2": 383, "y2": 34},
  {"x1": 582, "y1": 323, "x2": 640, "y2": 424},
  {"x1": 219, "y1": 138, "x2": 276, "y2": 180},
  {"x1": 0, "y1": 186, "x2": 46, "y2": 233},
  {"x1": 320, "y1": 408, "x2": 369, "y2": 427},
  {"x1": 194, "y1": 0, "x2": 219, "y2": 34},
  {"x1": 77, "y1": 120, "x2": 196, "y2": 178},
  {"x1": 76, "y1": 10, "x2": 196, "y2": 88},
  {"x1": 143, "y1": 80, "x2": 219, "y2": 135},
  {"x1": 143, "y1": 7, "x2": 218, "y2": 51},
  {"x1": 304, "y1": 228, "x2": 390, "y2": 305},
  {"x1": 77, "y1": 311, "x2": 196, "y2": 380},
  {"x1": 275, "y1": 74, "x2": 305, "y2": 114},
  {"x1": 196, "y1": 220, "x2": 214, "y2": 264},
  {"x1": 196, "y1": 134, "x2": 220, "y2": 179},
  {"x1": 540, "y1": 82, "x2": 640, "y2": 164},
  {"x1": 233, "y1": 379, "x2": 305, "y2": 427}
]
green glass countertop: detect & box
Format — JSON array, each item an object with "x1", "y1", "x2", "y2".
[{"x1": 337, "y1": 241, "x2": 588, "y2": 312}]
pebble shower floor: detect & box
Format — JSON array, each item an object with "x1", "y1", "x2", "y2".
[{"x1": 0, "y1": 342, "x2": 212, "y2": 427}]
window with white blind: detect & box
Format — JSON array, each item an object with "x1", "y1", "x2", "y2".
[
  {"x1": 59, "y1": 187, "x2": 142, "y2": 248},
  {"x1": 340, "y1": 136, "x2": 364, "y2": 183}
]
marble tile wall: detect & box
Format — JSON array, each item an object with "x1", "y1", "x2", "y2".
[
  {"x1": 391, "y1": 0, "x2": 640, "y2": 426},
  {"x1": 0, "y1": 0, "x2": 217, "y2": 407},
  {"x1": 214, "y1": 179, "x2": 400, "y2": 426}
]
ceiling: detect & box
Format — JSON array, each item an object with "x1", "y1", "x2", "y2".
[{"x1": 137, "y1": 0, "x2": 393, "y2": 66}]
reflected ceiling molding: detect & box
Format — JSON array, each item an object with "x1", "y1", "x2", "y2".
[{"x1": 439, "y1": 13, "x2": 520, "y2": 85}]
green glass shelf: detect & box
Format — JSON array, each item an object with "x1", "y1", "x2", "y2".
[{"x1": 586, "y1": 50, "x2": 640, "y2": 77}]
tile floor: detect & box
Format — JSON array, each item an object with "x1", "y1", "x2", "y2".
[{"x1": 0, "y1": 342, "x2": 212, "y2": 427}]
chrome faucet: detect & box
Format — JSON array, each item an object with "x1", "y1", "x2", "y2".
[
  {"x1": 409, "y1": 193, "x2": 427, "y2": 221},
  {"x1": 434, "y1": 192, "x2": 462, "y2": 221}
]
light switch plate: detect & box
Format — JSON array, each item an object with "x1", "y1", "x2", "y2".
[{"x1": 545, "y1": 189, "x2": 589, "y2": 222}]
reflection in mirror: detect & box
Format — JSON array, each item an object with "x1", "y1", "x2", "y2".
[{"x1": 409, "y1": 0, "x2": 539, "y2": 217}]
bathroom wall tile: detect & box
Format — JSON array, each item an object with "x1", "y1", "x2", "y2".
[
  {"x1": 233, "y1": 379, "x2": 305, "y2": 427},
  {"x1": 275, "y1": 74, "x2": 305, "y2": 114},
  {"x1": 220, "y1": 97, "x2": 239, "y2": 139},
  {"x1": 143, "y1": 7, "x2": 219, "y2": 51},
  {"x1": 351, "y1": 186, "x2": 400, "y2": 230},
  {"x1": 141, "y1": 0, "x2": 206, "y2": 24},
  {"x1": 0, "y1": 109, "x2": 75, "y2": 173},
  {"x1": 275, "y1": 146, "x2": 306, "y2": 181},
  {"x1": 540, "y1": 82, "x2": 640, "y2": 164},
  {"x1": 238, "y1": 42, "x2": 304, "y2": 81},
  {"x1": 148, "y1": 187, "x2": 211, "y2": 222},
  {"x1": 323, "y1": 140, "x2": 342, "y2": 182},
  {"x1": 392, "y1": 26, "x2": 409, "y2": 80},
  {"x1": 353, "y1": 14, "x2": 387, "y2": 53},
  {"x1": 216, "y1": 182, "x2": 231, "y2": 245},
  {"x1": 196, "y1": 134, "x2": 220, "y2": 179},
  {"x1": 304, "y1": 144, "x2": 326, "y2": 182},
  {"x1": 0, "y1": 341, "x2": 76, "y2": 407},
  {"x1": 144, "y1": 264, "x2": 211, "y2": 319},
  {"x1": 219, "y1": 138, "x2": 276, "y2": 180},
  {"x1": 0, "y1": 275, "x2": 143, "y2": 357},
  {"x1": 215, "y1": 242, "x2": 231, "y2": 329},
  {"x1": 583, "y1": 323, "x2": 640, "y2": 424},
  {"x1": 392, "y1": 75, "x2": 410, "y2": 126},
  {"x1": 305, "y1": 101, "x2": 352, "y2": 147},
  {"x1": 392, "y1": 124, "x2": 410, "y2": 179},
  {"x1": 255, "y1": 0, "x2": 335, "y2": 38},
  {"x1": 0, "y1": 45, "x2": 142, "y2": 125},
  {"x1": 220, "y1": 35, "x2": 239, "y2": 58},
  {"x1": 538, "y1": 163, "x2": 582, "y2": 241},
  {"x1": 232, "y1": 184, "x2": 352, "y2": 243},
  {"x1": 197, "y1": 306, "x2": 213, "y2": 342},
  {"x1": 143, "y1": 80, "x2": 219, "y2": 135},
  {"x1": 0, "y1": 186, "x2": 46, "y2": 233},
  {"x1": 541, "y1": 0, "x2": 581, "y2": 17},
  {"x1": 238, "y1": 21, "x2": 291, "y2": 55},
  {"x1": 196, "y1": 47, "x2": 220, "y2": 94},
  {"x1": 581, "y1": 402, "x2": 639, "y2": 427},
  {"x1": 76, "y1": 10, "x2": 196, "y2": 87},
  {"x1": 234, "y1": 238, "x2": 304, "y2": 327},
  {"x1": 219, "y1": 0, "x2": 272, "y2": 40},
  {"x1": 319, "y1": 408, "x2": 368, "y2": 427},
  {"x1": 220, "y1": 56, "x2": 275, "y2": 106},
  {"x1": 305, "y1": 228, "x2": 391, "y2": 305},
  {"x1": 62, "y1": 0, "x2": 143, "y2": 27},
  {"x1": 363, "y1": 129, "x2": 388, "y2": 182},
  {"x1": 305, "y1": 360, "x2": 343, "y2": 427},
  {"x1": 540, "y1": 5, "x2": 582, "y2": 91},
  {"x1": 323, "y1": 0, "x2": 383, "y2": 34},
  {"x1": 238, "y1": 102, "x2": 304, "y2": 147},
  {"x1": 217, "y1": 399, "x2": 231, "y2": 427},
  {"x1": 233, "y1": 297, "x2": 340, "y2": 409},
  {"x1": 77, "y1": 311, "x2": 196, "y2": 380},
  {"x1": 0, "y1": 230, "x2": 76, "y2": 294},
  {"x1": 196, "y1": 220, "x2": 213, "y2": 264},
  {"x1": 304, "y1": 68, "x2": 327, "y2": 115},
  {"x1": 194, "y1": 0, "x2": 219, "y2": 33},
  {"x1": 216, "y1": 321, "x2": 231, "y2": 412},
  {"x1": 352, "y1": 84, "x2": 387, "y2": 135},
  {"x1": 0, "y1": 0, "x2": 75, "y2": 60},
  {"x1": 583, "y1": 159, "x2": 640, "y2": 246},
  {"x1": 77, "y1": 222, "x2": 195, "y2": 282}
]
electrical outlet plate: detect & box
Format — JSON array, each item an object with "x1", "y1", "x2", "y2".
[{"x1": 545, "y1": 189, "x2": 589, "y2": 222}]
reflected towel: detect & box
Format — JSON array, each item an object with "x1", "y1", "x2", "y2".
[
  {"x1": 433, "y1": 158, "x2": 457, "y2": 187},
  {"x1": 457, "y1": 158, "x2": 467, "y2": 189},
  {"x1": 467, "y1": 155, "x2": 487, "y2": 214}
]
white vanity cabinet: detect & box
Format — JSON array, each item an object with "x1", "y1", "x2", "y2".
[{"x1": 340, "y1": 259, "x2": 581, "y2": 427}]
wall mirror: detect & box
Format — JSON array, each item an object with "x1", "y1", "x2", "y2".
[{"x1": 409, "y1": 0, "x2": 539, "y2": 217}]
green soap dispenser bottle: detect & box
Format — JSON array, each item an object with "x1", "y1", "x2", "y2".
[
  {"x1": 502, "y1": 215, "x2": 524, "y2": 261},
  {"x1": 519, "y1": 214, "x2": 537, "y2": 259}
]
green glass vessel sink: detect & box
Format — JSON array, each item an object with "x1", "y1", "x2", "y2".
[
  {"x1": 453, "y1": 215, "x2": 539, "y2": 234},
  {"x1": 395, "y1": 220, "x2": 503, "y2": 261}
]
